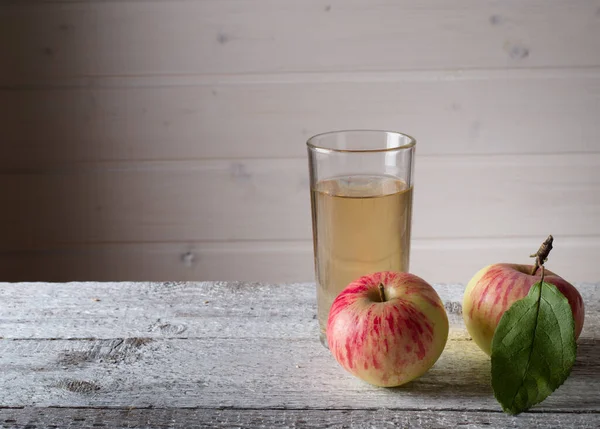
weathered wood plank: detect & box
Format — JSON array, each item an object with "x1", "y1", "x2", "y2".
[
  {"x1": 0, "y1": 336, "x2": 598, "y2": 411},
  {"x1": 2, "y1": 0, "x2": 599, "y2": 84},
  {"x1": 3, "y1": 72, "x2": 600, "y2": 167},
  {"x1": 3, "y1": 155, "x2": 600, "y2": 249},
  {"x1": 1, "y1": 283, "x2": 598, "y2": 340},
  {"x1": 1, "y1": 407, "x2": 599, "y2": 429},
  {"x1": 3, "y1": 237, "x2": 600, "y2": 284},
  {"x1": 0, "y1": 282, "x2": 452, "y2": 340},
  {"x1": 0, "y1": 282, "x2": 598, "y2": 416}
]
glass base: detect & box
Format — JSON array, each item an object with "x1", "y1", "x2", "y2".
[{"x1": 319, "y1": 331, "x2": 329, "y2": 349}]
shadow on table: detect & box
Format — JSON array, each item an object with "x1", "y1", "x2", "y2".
[
  {"x1": 389, "y1": 338, "x2": 493, "y2": 398},
  {"x1": 388, "y1": 338, "x2": 600, "y2": 401},
  {"x1": 572, "y1": 338, "x2": 600, "y2": 377}
]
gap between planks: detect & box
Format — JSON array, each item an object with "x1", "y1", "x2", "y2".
[
  {"x1": 3, "y1": 67, "x2": 600, "y2": 90},
  {"x1": 2, "y1": 405, "x2": 600, "y2": 413},
  {"x1": 1, "y1": 407, "x2": 600, "y2": 429}
]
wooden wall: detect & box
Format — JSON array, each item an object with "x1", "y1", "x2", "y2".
[{"x1": 2, "y1": 0, "x2": 600, "y2": 283}]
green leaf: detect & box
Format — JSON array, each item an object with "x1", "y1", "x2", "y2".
[{"x1": 491, "y1": 281, "x2": 577, "y2": 415}]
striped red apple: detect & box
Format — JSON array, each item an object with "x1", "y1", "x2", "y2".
[
  {"x1": 327, "y1": 271, "x2": 449, "y2": 387},
  {"x1": 463, "y1": 263, "x2": 585, "y2": 355}
]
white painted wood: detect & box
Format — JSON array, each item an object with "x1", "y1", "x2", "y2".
[
  {"x1": 2, "y1": 154, "x2": 599, "y2": 245},
  {"x1": 2, "y1": 0, "x2": 599, "y2": 286},
  {"x1": 2, "y1": 0, "x2": 600, "y2": 84},
  {"x1": 0, "y1": 282, "x2": 598, "y2": 415},
  {"x1": 2, "y1": 237, "x2": 600, "y2": 284},
  {"x1": 2, "y1": 408, "x2": 600, "y2": 429},
  {"x1": 3, "y1": 71, "x2": 600, "y2": 167}
]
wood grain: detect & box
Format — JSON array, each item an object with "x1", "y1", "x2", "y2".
[
  {"x1": 2, "y1": 0, "x2": 600, "y2": 84},
  {"x1": 2, "y1": 237, "x2": 600, "y2": 284},
  {"x1": 0, "y1": 281, "x2": 457, "y2": 340},
  {"x1": 2, "y1": 71, "x2": 600, "y2": 167},
  {"x1": 0, "y1": 282, "x2": 598, "y2": 415},
  {"x1": 3, "y1": 154, "x2": 599, "y2": 246},
  {"x1": 1, "y1": 282, "x2": 597, "y2": 340},
  {"x1": 1, "y1": 407, "x2": 599, "y2": 429}
]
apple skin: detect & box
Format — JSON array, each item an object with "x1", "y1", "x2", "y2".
[
  {"x1": 463, "y1": 263, "x2": 585, "y2": 356},
  {"x1": 327, "y1": 271, "x2": 449, "y2": 387}
]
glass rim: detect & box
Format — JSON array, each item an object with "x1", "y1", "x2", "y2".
[{"x1": 306, "y1": 129, "x2": 416, "y2": 154}]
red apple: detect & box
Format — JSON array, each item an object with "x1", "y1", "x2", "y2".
[
  {"x1": 327, "y1": 271, "x2": 449, "y2": 387},
  {"x1": 463, "y1": 263, "x2": 585, "y2": 355}
]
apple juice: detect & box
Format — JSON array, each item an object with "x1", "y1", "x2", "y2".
[{"x1": 310, "y1": 175, "x2": 413, "y2": 343}]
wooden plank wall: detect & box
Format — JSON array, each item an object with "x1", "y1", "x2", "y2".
[{"x1": 1, "y1": 0, "x2": 599, "y2": 283}]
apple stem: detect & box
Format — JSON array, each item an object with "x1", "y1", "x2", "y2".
[
  {"x1": 530, "y1": 235, "x2": 554, "y2": 276},
  {"x1": 378, "y1": 283, "x2": 386, "y2": 302}
]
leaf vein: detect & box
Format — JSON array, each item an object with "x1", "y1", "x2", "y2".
[{"x1": 508, "y1": 283, "x2": 543, "y2": 412}]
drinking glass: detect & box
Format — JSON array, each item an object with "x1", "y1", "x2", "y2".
[{"x1": 307, "y1": 130, "x2": 416, "y2": 346}]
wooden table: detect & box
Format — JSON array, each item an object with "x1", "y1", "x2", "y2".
[{"x1": 1, "y1": 281, "x2": 598, "y2": 428}]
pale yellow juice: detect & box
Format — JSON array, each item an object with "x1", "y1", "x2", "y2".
[{"x1": 310, "y1": 175, "x2": 413, "y2": 341}]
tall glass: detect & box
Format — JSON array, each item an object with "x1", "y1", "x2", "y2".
[{"x1": 307, "y1": 130, "x2": 416, "y2": 346}]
